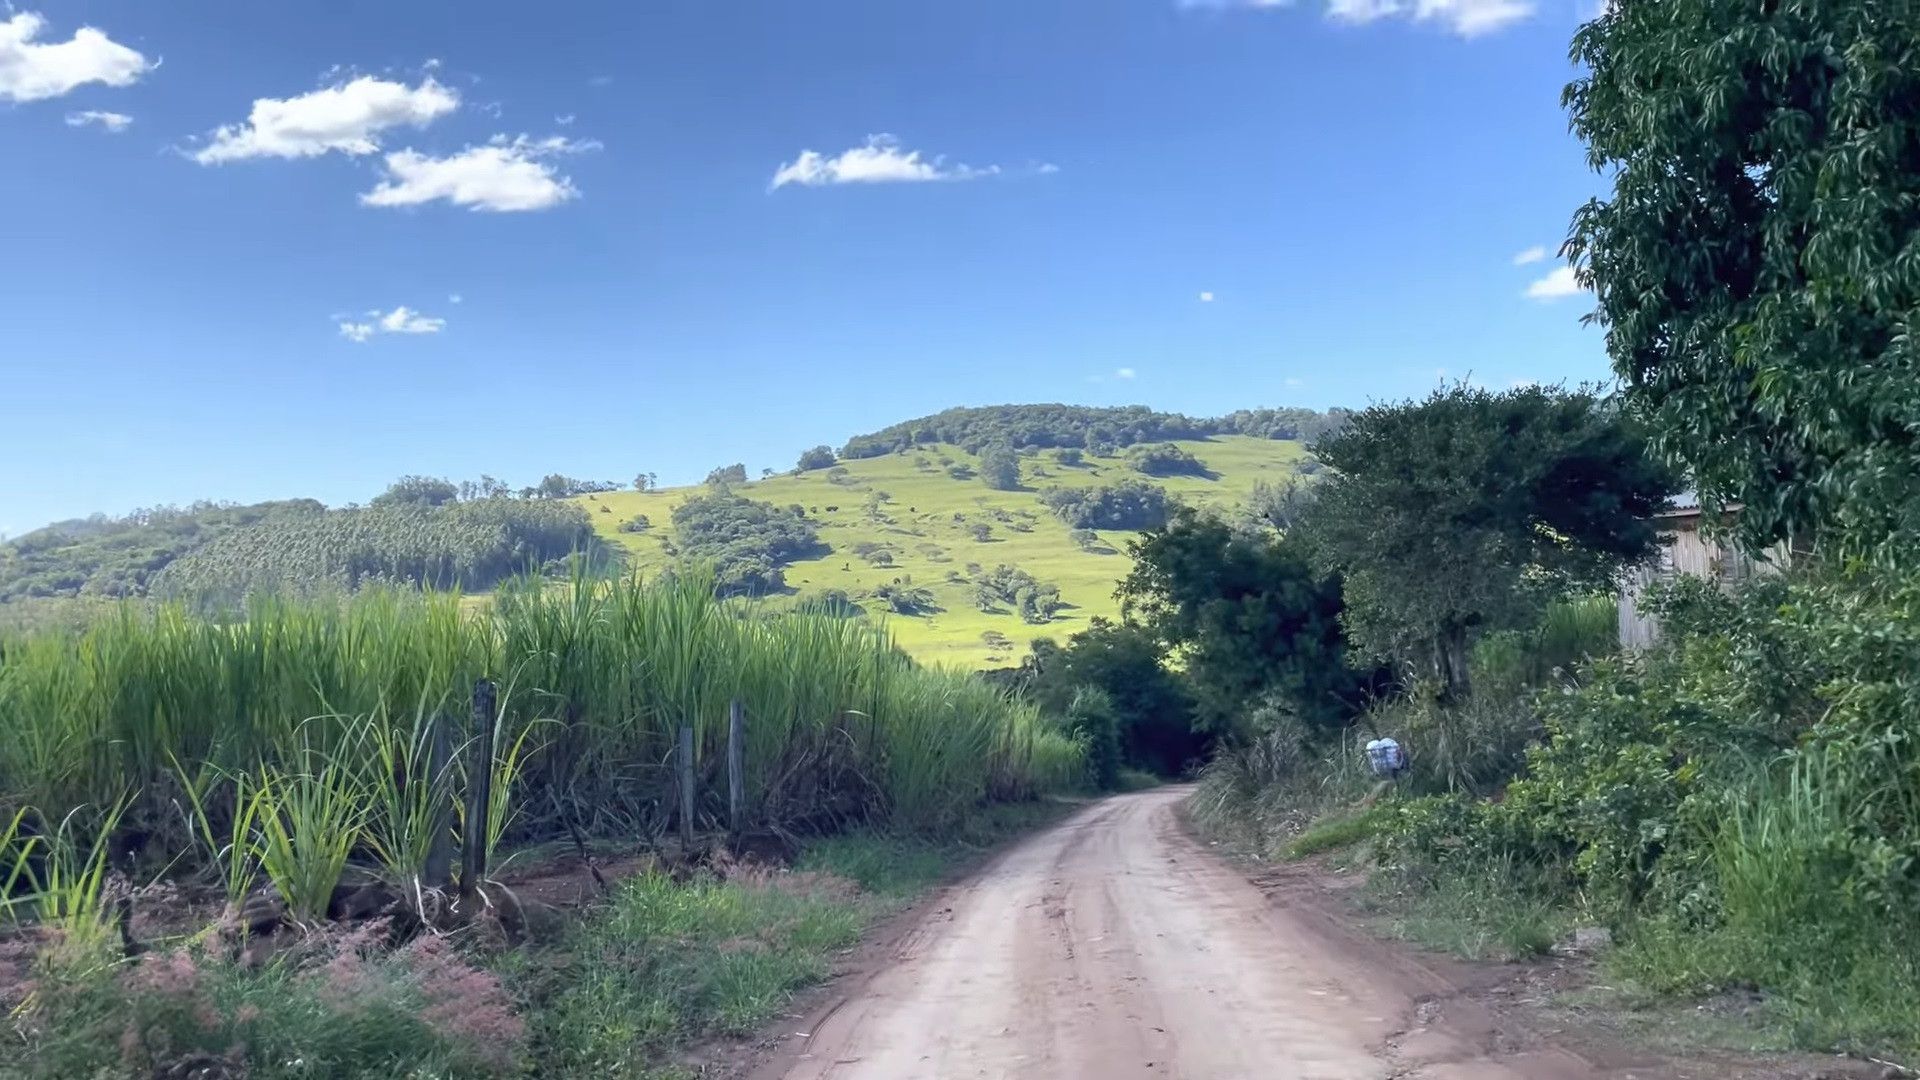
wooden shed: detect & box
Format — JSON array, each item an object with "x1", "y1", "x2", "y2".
[{"x1": 1617, "y1": 492, "x2": 1784, "y2": 648}]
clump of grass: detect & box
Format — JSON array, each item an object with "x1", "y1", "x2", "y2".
[
  {"x1": 1283, "y1": 804, "x2": 1389, "y2": 860},
  {"x1": 1363, "y1": 855, "x2": 1568, "y2": 962},
  {"x1": 511, "y1": 871, "x2": 867, "y2": 1074}
]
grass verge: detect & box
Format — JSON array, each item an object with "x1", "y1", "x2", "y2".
[{"x1": 504, "y1": 797, "x2": 1081, "y2": 1078}]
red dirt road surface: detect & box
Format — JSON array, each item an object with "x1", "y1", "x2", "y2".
[{"x1": 748, "y1": 785, "x2": 1676, "y2": 1080}]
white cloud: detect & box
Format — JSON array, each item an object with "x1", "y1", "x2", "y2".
[
  {"x1": 1524, "y1": 265, "x2": 1585, "y2": 301},
  {"x1": 379, "y1": 306, "x2": 445, "y2": 334},
  {"x1": 192, "y1": 75, "x2": 458, "y2": 164},
  {"x1": 1511, "y1": 244, "x2": 1548, "y2": 266},
  {"x1": 448, "y1": 293, "x2": 463, "y2": 304},
  {"x1": 1183, "y1": 0, "x2": 1533, "y2": 35},
  {"x1": 338, "y1": 305, "x2": 446, "y2": 342},
  {"x1": 1115, "y1": 367, "x2": 1138, "y2": 380},
  {"x1": 361, "y1": 134, "x2": 592, "y2": 212},
  {"x1": 1327, "y1": 0, "x2": 1403, "y2": 23},
  {"x1": 0, "y1": 12, "x2": 151, "y2": 103},
  {"x1": 1198, "y1": 290, "x2": 1216, "y2": 303},
  {"x1": 770, "y1": 134, "x2": 1007, "y2": 190},
  {"x1": 1418, "y1": 0, "x2": 1535, "y2": 36},
  {"x1": 1284, "y1": 376, "x2": 1305, "y2": 388},
  {"x1": 555, "y1": 113, "x2": 575, "y2": 126},
  {"x1": 65, "y1": 109, "x2": 132, "y2": 132}
]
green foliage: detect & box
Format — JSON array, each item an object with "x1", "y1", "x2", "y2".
[
  {"x1": 1304, "y1": 383, "x2": 1677, "y2": 695},
  {"x1": 1120, "y1": 509, "x2": 1383, "y2": 735},
  {"x1": 1053, "y1": 447, "x2": 1084, "y2": 467},
  {"x1": 617, "y1": 513, "x2": 652, "y2": 534},
  {"x1": 704, "y1": 463, "x2": 749, "y2": 489},
  {"x1": 519, "y1": 871, "x2": 865, "y2": 1073},
  {"x1": 670, "y1": 493, "x2": 821, "y2": 596},
  {"x1": 1566, "y1": 0, "x2": 1920, "y2": 561},
  {"x1": 532, "y1": 474, "x2": 619, "y2": 499},
  {"x1": 0, "y1": 498, "x2": 327, "y2": 601},
  {"x1": 977, "y1": 444, "x2": 1022, "y2": 491},
  {"x1": 796, "y1": 445, "x2": 837, "y2": 472},
  {"x1": 1039, "y1": 479, "x2": 1173, "y2": 530},
  {"x1": 841, "y1": 403, "x2": 1345, "y2": 459},
  {"x1": 1374, "y1": 563, "x2": 1920, "y2": 1056},
  {"x1": 370, "y1": 474, "x2": 460, "y2": 508},
  {"x1": 153, "y1": 498, "x2": 601, "y2": 601},
  {"x1": 0, "y1": 576, "x2": 1082, "y2": 893},
  {"x1": 1127, "y1": 442, "x2": 1210, "y2": 478},
  {"x1": 971, "y1": 564, "x2": 1061, "y2": 623},
  {"x1": 1066, "y1": 686, "x2": 1123, "y2": 790},
  {"x1": 1015, "y1": 623, "x2": 1203, "y2": 776},
  {"x1": 864, "y1": 576, "x2": 936, "y2": 615}
]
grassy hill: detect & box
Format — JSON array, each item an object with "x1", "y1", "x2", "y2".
[{"x1": 577, "y1": 435, "x2": 1312, "y2": 668}]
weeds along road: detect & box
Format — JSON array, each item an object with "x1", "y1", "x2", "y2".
[{"x1": 751, "y1": 786, "x2": 1621, "y2": 1080}]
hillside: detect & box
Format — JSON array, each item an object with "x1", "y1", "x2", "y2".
[{"x1": 580, "y1": 434, "x2": 1312, "y2": 668}]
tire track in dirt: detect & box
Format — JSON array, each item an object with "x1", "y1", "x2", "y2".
[{"x1": 747, "y1": 786, "x2": 1648, "y2": 1080}]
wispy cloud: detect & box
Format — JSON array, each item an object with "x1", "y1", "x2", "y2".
[
  {"x1": 65, "y1": 109, "x2": 132, "y2": 132},
  {"x1": 191, "y1": 75, "x2": 457, "y2": 164},
  {"x1": 361, "y1": 134, "x2": 595, "y2": 212},
  {"x1": 1524, "y1": 265, "x2": 1585, "y2": 301},
  {"x1": 0, "y1": 12, "x2": 152, "y2": 103},
  {"x1": 1511, "y1": 245, "x2": 1548, "y2": 266},
  {"x1": 337, "y1": 305, "x2": 447, "y2": 342},
  {"x1": 1198, "y1": 290, "x2": 1216, "y2": 303},
  {"x1": 1184, "y1": 0, "x2": 1534, "y2": 36},
  {"x1": 1116, "y1": 367, "x2": 1138, "y2": 380},
  {"x1": 771, "y1": 134, "x2": 1020, "y2": 190}
]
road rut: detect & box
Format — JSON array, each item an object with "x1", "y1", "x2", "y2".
[{"x1": 752, "y1": 786, "x2": 1628, "y2": 1080}]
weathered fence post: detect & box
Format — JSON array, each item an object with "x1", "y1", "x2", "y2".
[
  {"x1": 461, "y1": 678, "x2": 497, "y2": 906},
  {"x1": 727, "y1": 700, "x2": 746, "y2": 839},
  {"x1": 678, "y1": 724, "x2": 696, "y2": 850},
  {"x1": 423, "y1": 712, "x2": 455, "y2": 892}
]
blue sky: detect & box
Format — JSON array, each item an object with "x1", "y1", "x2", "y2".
[{"x1": 3, "y1": 0, "x2": 1605, "y2": 535}]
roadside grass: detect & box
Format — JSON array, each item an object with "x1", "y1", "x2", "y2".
[
  {"x1": 577, "y1": 437, "x2": 1310, "y2": 669},
  {"x1": 1114, "y1": 767, "x2": 1163, "y2": 793},
  {"x1": 508, "y1": 798, "x2": 1083, "y2": 1077},
  {"x1": 1355, "y1": 860, "x2": 1569, "y2": 962},
  {"x1": 1281, "y1": 804, "x2": 1389, "y2": 860}
]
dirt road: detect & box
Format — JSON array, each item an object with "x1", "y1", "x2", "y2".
[{"x1": 751, "y1": 786, "x2": 1643, "y2": 1080}]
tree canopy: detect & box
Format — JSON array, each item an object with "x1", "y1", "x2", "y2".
[
  {"x1": 1120, "y1": 509, "x2": 1382, "y2": 735},
  {"x1": 977, "y1": 445, "x2": 1022, "y2": 491},
  {"x1": 1301, "y1": 384, "x2": 1677, "y2": 695},
  {"x1": 839, "y1": 403, "x2": 1346, "y2": 458},
  {"x1": 670, "y1": 493, "x2": 821, "y2": 597},
  {"x1": 1567, "y1": 0, "x2": 1920, "y2": 558}
]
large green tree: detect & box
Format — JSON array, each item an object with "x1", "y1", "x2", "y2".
[
  {"x1": 1119, "y1": 509, "x2": 1381, "y2": 735},
  {"x1": 1566, "y1": 0, "x2": 1920, "y2": 556},
  {"x1": 1303, "y1": 384, "x2": 1677, "y2": 697}
]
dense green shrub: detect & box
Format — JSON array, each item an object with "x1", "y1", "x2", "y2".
[
  {"x1": 1127, "y1": 442, "x2": 1209, "y2": 478},
  {"x1": 1040, "y1": 480, "x2": 1172, "y2": 530},
  {"x1": 670, "y1": 494, "x2": 821, "y2": 597}
]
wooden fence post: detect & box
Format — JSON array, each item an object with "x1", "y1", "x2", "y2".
[
  {"x1": 678, "y1": 724, "x2": 696, "y2": 850},
  {"x1": 728, "y1": 700, "x2": 746, "y2": 838},
  {"x1": 423, "y1": 712, "x2": 455, "y2": 892},
  {"x1": 461, "y1": 679, "x2": 497, "y2": 906}
]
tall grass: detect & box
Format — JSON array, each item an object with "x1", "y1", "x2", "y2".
[{"x1": 0, "y1": 573, "x2": 1081, "y2": 913}]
